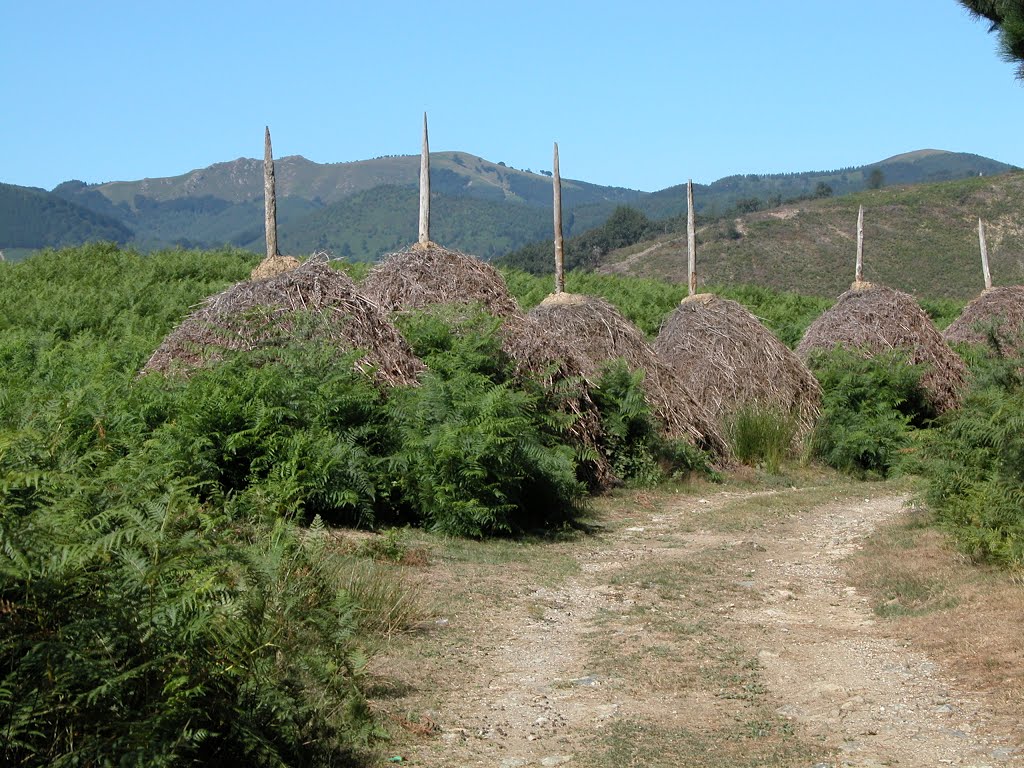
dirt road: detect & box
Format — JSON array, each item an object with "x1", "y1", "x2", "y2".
[{"x1": 371, "y1": 484, "x2": 1023, "y2": 767}]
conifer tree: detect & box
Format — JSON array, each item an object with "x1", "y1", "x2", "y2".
[{"x1": 960, "y1": 0, "x2": 1024, "y2": 79}]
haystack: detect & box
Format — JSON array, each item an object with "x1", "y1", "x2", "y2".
[
  {"x1": 527, "y1": 292, "x2": 727, "y2": 455},
  {"x1": 497, "y1": 311, "x2": 619, "y2": 488},
  {"x1": 361, "y1": 242, "x2": 521, "y2": 318},
  {"x1": 143, "y1": 257, "x2": 424, "y2": 387},
  {"x1": 251, "y1": 254, "x2": 300, "y2": 280},
  {"x1": 797, "y1": 281, "x2": 967, "y2": 412},
  {"x1": 943, "y1": 285, "x2": 1024, "y2": 358},
  {"x1": 655, "y1": 293, "x2": 822, "y2": 438}
]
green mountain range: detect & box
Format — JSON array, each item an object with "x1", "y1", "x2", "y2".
[{"x1": 0, "y1": 149, "x2": 1017, "y2": 266}]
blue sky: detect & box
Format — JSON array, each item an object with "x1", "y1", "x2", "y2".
[{"x1": 2, "y1": 1, "x2": 1023, "y2": 193}]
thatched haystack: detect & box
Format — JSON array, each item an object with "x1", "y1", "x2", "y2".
[
  {"x1": 527, "y1": 292, "x2": 727, "y2": 455},
  {"x1": 143, "y1": 257, "x2": 424, "y2": 387},
  {"x1": 943, "y1": 285, "x2": 1024, "y2": 358},
  {"x1": 361, "y1": 242, "x2": 521, "y2": 317},
  {"x1": 251, "y1": 254, "x2": 301, "y2": 280},
  {"x1": 654, "y1": 293, "x2": 822, "y2": 438},
  {"x1": 497, "y1": 312, "x2": 617, "y2": 488},
  {"x1": 797, "y1": 282, "x2": 967, "y2": 412}
]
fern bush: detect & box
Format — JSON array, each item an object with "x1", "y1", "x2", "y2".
[
  {"x1": 387, "y1": 369, "x2": 584, "y2": 536},
  {"x1": 0, "y1": 464, "x2": 378, "y2": 766},
  {"x1": 911, "y1": 345, "x2": 1024, "y2": 566},
  {"x1": 135, "y1": 342, "x2": 395, "y2": 527},
  {"x1": 592, "y1": 360, "x2": 713, "y2": 486},
  {"x1": 808, "y1": 348, "x2": 934, "y2": 478}
]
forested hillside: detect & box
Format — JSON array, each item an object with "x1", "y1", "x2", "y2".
[
  {"x1": 4, "y1": 149, "x2": 1013, "y2": 262},
  {"x1": 0, "y1": 182, "x2": 133, "y2": 251}
]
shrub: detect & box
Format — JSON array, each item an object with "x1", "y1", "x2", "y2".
[
  {"x1": 809, "y1": 348, "x2": 933, "y2": 478},
  {"x1": 911, "y1": 344, "x2": 1024, "y2": 566},
  {"x1": 592, "y1": 360, "x2": 713, "y2": 486},
  {"x1": 136, "y1": 342, "x2": 395, "y2": 527},
  {"x1": 0, "y1": 479, "x2": 379, "y2": 766},
  {"x1": 387, "y1": 368, "x2": 585, "y2": 537}
]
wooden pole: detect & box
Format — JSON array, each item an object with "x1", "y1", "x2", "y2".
[
  {"x1": 978, "y1": 217, "x2": 992, "y2": 290},
  {"x1": 418, "y1": 112, "x2": 430, "y2": 246},
  {"x1": 686, "y1": 180, "x2": 697, "y2": 296},
  {"x1": 264, "y1": 126, "x2": 278, "y2": 260},
  {"x1": 553, "y1": 142, "x2": 564, "y2": 294},
  {"x1": 855, "y1": 205, "x2": 864, "y2": 283}
]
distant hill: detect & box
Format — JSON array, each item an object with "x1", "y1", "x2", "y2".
[
  {"x1": 0, "y1": 183, "x2": 133, "y2": 255},
  {"x1": 3, "y1": 148, "x2": 1016, "y2": 263},
  {"x1": 633, "y1": 150, "x2": 1017, "y2": 222},
  {"x1": 599, "y1": 171, "x2": 1024, "y2": 300},
  {"x1": 46, "y1": 152, "x2": 643, "y2": 259}
]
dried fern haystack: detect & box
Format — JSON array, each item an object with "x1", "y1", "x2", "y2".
[
  {"x1": 361, "y1": 242, "x2": 521, "y2": 318},
  {"x1": 797, "y1": 282, "x2": 967, "y2": 412},
  {"x1": 943, "y1": 285, "x2": 1024, "y2": 358},
  {"x1": 143, "y1": 257, "x2": 424, "y2": 387},
  {"x1": 250, "y1": 254, "x2": 301, "y2": 280},
  {"x1": 655, "y1": 293, "x2": 822, "y2": 439},
  {"x1": 528, "y1": 292, "x2": 727, "y2": 456}
]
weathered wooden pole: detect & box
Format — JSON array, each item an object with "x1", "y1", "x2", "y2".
[
  {"x1": 264, "y1": 126, "x2": 278, "y2": 259},
  {"x1": 553, "y1": 142, "x2": 565, "y2": 294},
  {"x1": 855, "y1": 204, "x2": 864, "y2": 283},
  {"x1": 418, "y1": 112, "x2": 430, "y2": 246},
  {"x1": 978, "y1": 217, "x2": 992, "y2": 290},
  {"x1": 686, "y1": 179, "x2": 697, "y2": 296}
]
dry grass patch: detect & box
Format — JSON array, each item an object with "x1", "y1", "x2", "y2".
[{"x1": 846, "y1": 505, "x2": 1024, "y2": 737}]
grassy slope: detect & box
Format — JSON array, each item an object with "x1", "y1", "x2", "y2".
[{"x1": 602, "y1": 171, "x2": 1024, "y2": 300}]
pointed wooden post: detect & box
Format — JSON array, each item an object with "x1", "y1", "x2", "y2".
[
  {"x1": 855, "y1": 205, "x2": 864, "y2": 283},
  {"x1": 418, "y1": 112, "x2": 430, "y2": 246},
  {"x1": 264, "y1": 126, "x2": 278, "y2": 259},
  {"x1": 686, "y1": 180, "x2": 697, "y2": 296},
  {"x1": 978, "y1": 217, "x2": 992, "y2": 290},
  {"x1": 553, "y1": 142, "x2": 565, "y2": 294}
]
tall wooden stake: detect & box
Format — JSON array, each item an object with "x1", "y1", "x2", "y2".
[
  {"x1": 418, "y1": 112, "x2": 430, "y2": 246},
  {"x1": 553, "y1": 142, "x2": 565, "y2": 294},
  {"x1": 855, "y1": 205, "x2": 864, "y2": 283},
  {"x1": 264, "y1": 126, "x2": 278, "y2": 259},
  {"x1": 686, "y1": 180, "x2": 697, "y2": 296},
  {"x1": 978, "y1": 217, "x2": 992, "y2": 290}
]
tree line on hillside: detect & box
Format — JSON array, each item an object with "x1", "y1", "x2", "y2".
[{"x1": 0, "y1": 183, "x2": 133, "y2": 249}]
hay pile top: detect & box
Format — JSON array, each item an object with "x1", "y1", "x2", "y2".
[
  {"x1": 361, "y1": 242, "x2": 521, "y2": 317},
  {"x1": 142, "y1": 257, "x2": 424, "y2": 387},
  {"x1": 528, "y1": 293, "x2": 726, "y2": 454},
  {"x1": 539, "y1": 291, "x2": 588, "y2": 307},
  {"x1": 797, "y1": 282, "x2": 967, "y2": 412},
  {"x1": 680, "y1": 293, "x2": 715, "y2": 305},
  {"x1": 251, "y1": 254, "x2": 300, "y2": 280},
  {"x1": 654, "y1": 295, "x2": 821, "y2": 438},
  {"x1": 943, "y1": 285, "x2": 1024, "y2": 357}
]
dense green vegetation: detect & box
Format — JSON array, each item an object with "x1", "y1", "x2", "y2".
[
  {"x1": 808, "y1": 349, "x2": 935, "y2": 478},
  {"x1": 2, "y1": 243, "x2": 1020, "y2": 764},
  {"x1": 913, "y1": 341, "x2": 1024, "y2": 566},
  {"x1": 0, "y1": 245, "x2": 705, "y2": 763}
]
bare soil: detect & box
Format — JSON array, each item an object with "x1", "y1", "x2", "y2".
[{"x1": 367, "y1": 482, "x2": 1024, "y2": 767}]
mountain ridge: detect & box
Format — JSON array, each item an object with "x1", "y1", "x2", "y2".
[{"x1": 2, "y1": 148, "x2": 1017, "y2": 264}]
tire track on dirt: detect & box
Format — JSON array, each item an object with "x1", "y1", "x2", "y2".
[
  {"x1": 376, "y1": 489, "x2": 1022, "y2": 767},
  {"x1": 728, "y1": 494, "x2": 1023, "y2": 767}
]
